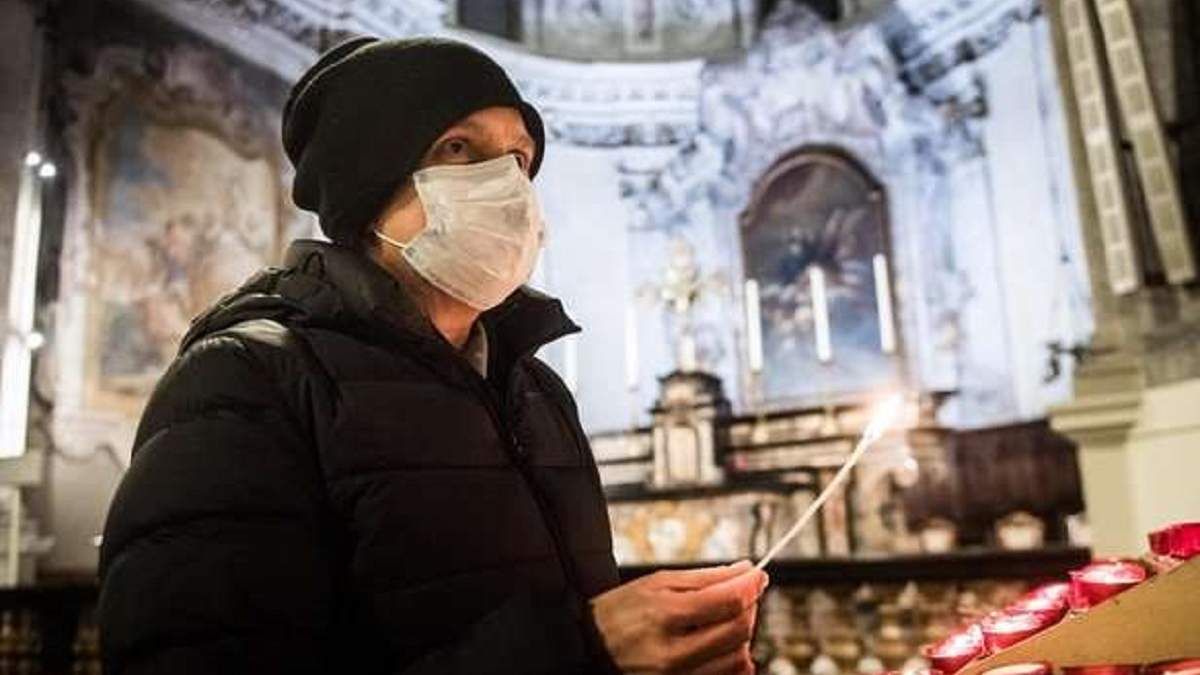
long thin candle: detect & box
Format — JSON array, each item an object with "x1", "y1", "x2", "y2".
[
  {"x1": 745, "y1": 279, "x2": 763, "y2": 373},
  {"x1": 809, "y1": 266, "x2": 832, "y2": 363},
  {"x1": 873, "y1": 254, "x2": 897, "y2": 354},
  {"x1": 624, "y1": 306, "x2": 639, "y2": 390},
  {"x1": 755, "y1": 395, "x2": 904, "y2": 569}
]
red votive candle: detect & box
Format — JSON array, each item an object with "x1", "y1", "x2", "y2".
[
  {"x1": 1148, "y1": 522, "x2": 1200, "y2": 560},
  {"x1": 1024, "y1": 581, "x2": 1070, "y2": 605},
  {"x1": 924, "y1": 624, "x2": 985, "y2": 674},
  {"x1": 984, "y1": 663, "x2": 1052, "y2": 675},
  {"x1": 1073, "y1": 560, "x2": 1147, "y2": 606},
  {"x1": 980, "y1": 612, "x2": 1046, "y2": 652},
  {"x1": 1007, "y1": 582, "x2": 1069, "y2": 625},
  {"x1": 1067, "y1": 570, "x2": 1090, "y2": 611}
]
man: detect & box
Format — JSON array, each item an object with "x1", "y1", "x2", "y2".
[{"x1": 98, "y1": 36, "x2": 767, "y2": 674}]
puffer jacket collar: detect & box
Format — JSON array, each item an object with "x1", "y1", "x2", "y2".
[{"x1": 181, "y1": 239, "x2": 580, "y2": 372}]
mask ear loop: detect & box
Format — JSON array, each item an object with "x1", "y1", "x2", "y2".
[{"x1": 374, "y1": 229, "x2": 411, "y2": 250}]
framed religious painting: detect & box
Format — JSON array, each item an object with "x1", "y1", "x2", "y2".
[
  {"x1": 42, "y1": 16, "x2": 312, "y2": 571},
  {"x1": 55, "y1": 42, "x2": 302, "y2": 448},
  {"x1": 84, "y1": 97, "x2": 281, "y2": 414},
  {"x1": 89, "y1": 98, "x2": 284, "y2": 417},
  {"x1": 739, "y1": 147, "x2": 903, "y2": 405}
]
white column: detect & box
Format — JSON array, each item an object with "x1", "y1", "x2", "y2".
[{"x1": 0, "y1": 154, "x2": 48, "y2": 459}]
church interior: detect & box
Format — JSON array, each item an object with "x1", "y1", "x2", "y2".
[{"x1": 0, "y1": 0, "x2": 1198, "y2": 672}]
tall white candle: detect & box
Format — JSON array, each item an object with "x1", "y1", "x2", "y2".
[
  {"x1": 563, "y1": 335, "x2": 578, "y2": 394},
  {"x1": 624, "y1": 306, "x2": 639, "y2": 390},
  {"x1": 809, "y1": 266, "x2": 833, "y2": 363},
  {"x1": 744, "y1": 279, "x2": 764, "y2": 373},
  {"x1": 873, "y1": 253, "x2": 897, "y2": 354}
]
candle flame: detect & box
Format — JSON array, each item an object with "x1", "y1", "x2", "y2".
[{"x1": 864, "y1": 394, "x2": 905, "y2": 443}]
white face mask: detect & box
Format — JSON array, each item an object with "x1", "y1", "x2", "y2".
[{"x1": 375, "y1": 154, "x2": 545, "y2": 311}]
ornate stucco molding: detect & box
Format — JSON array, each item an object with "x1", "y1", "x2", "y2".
[
  {"x1": 127, "y1": 0, "x2": 447, "y2": 80},
  {"x1": 517, "y1": 0, "x2": 755, "y2": 62},
  {"x1": 501, "y1": 51, "x2": 703, "y2": 147},
  {"x1": 883, "y1": 0, "x2": 1041, "y2": 91},
  {"x1": 129, "y1": 0, "x2": 1025, "y2": 153},
  {"x1": 130, "y1": 0, "x2": 703, "y2": 147},
  {"x1": 612, "y1": 2, "x2": 972, "y2": 404}
]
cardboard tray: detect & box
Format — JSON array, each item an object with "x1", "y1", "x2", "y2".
[{"x1": 958, "y1": 556, "x2": 1200, "y2": 674}]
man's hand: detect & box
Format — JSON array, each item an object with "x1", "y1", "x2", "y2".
[{"x1": 590, "y1": 560, "x2": 768, "y2": 675}]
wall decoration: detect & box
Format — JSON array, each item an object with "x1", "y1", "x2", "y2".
[
  {"x1": 740, "y1": 150, "x2": 900, "y2": 404},
  {"x1": 532, "y1": 0, "x2": 745, "y2": 61},
  {"x1": 607, "y1": 491, "x2": 820, "y2": 565},
  {"x1": 86, "y1": 99, "x2": 279, "y2": 414},
  {"x1": 32, "y1": 3, "x2": 306, "y2": 570},
  {"x1": 53, "y1": 38, "x2": 298, "y2": 455}
]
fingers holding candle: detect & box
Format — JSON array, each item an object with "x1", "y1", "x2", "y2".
[{"x1": 589, "y1": 562, "x2": 767, "y2": 675}]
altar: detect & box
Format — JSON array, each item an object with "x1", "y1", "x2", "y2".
[{"x1": 590, "y1": 363, "x2": 1084, "y2": 670}]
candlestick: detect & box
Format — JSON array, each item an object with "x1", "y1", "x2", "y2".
[
  {"x1": 809, "y1": 266, "x2": 832, "y2": 363},
  {"x1": 744, "y1": 279, "x2": 763, "y2": 373},
  {"x1": 873, "y1": 253, "x2": 897, "y2": 354},
  {"x1": 624, "y1": 306, "x2": 639, "y2": 390}
]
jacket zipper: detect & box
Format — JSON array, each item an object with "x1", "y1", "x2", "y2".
[
  {"x1": 387, "y1": 329, "x2": 586, "y2": 596},
  {"x1": 464, "y1": 354, "x2": 585, "y2": 596}
]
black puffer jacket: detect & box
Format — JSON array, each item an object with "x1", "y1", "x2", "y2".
[{"x1": 98, "y1": 240, "x2": 620, "y2": 674}]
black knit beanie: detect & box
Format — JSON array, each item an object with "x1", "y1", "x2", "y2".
[{"x1": 282, "y1": 36, "x2": 546, "y2": 246}]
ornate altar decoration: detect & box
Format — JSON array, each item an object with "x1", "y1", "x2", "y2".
[
  {"x1": 590, "y1": 0, "x2": 1084, "y2": 581},
  {"x1": 608, "y1": 0, "x2": 972, "y2": 423},
  {"x1": 592, "y1": 1, "x2": 950, "y2": 567},
  {"x1": 596, "y1": 390, "x2": 940, "y2": 566},
  {"x1": 650, "y1": 371, "x2": 728, "y2": 487},
  {"x1": 638, "y1": 236, "x2": 729, "y2": 374}
]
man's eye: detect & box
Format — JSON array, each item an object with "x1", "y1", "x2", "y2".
[{"x1": 442, "y1": 139, "x2": 468, "y2": 156}]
